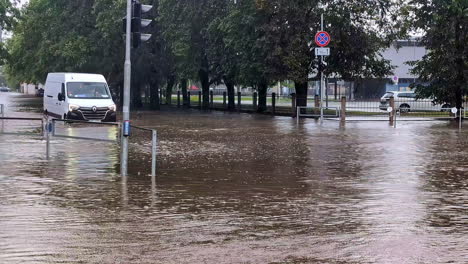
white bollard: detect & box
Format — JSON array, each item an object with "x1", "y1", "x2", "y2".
[{"x1": 151, "y1": 130, "x2": 157, "y2": 177}]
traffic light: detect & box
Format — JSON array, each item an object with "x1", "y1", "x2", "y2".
[{"x1": 131, "y1": 0, "x2": 153, "y2": 48}]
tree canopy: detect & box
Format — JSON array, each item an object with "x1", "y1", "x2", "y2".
[
  {"x1": 7, "y1": 0, "x2": 458, "y2": 111},
  {"x1": 409, "y1": 0, "x2": 468, "y2": 109}
]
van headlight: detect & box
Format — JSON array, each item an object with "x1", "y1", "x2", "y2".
[
  {"x1": 68, "y1": 104, "x2": 80, "y2": 112},
  {"x1": 108, "y1": 104, "x2": 117, "y2": 111}
]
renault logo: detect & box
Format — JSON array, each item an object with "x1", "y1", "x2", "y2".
[{"x1": 92, "y1": 106, "x2": 97, "y2": 113}]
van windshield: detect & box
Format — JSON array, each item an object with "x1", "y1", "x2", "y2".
[{"x1": 67, "y1": 82, "x2": 110, "y2": 99}]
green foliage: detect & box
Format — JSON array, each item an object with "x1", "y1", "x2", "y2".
[
  {"x1": 5, "y1": 0, "x2": 125, "y2": 84},
  {"x1": 409, "y1": 0, "x2": 468, "y2": 108},
  {"x1": 4, "y1": 0, "x2": 410, "y2": 110}
]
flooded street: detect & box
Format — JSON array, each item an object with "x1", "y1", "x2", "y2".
[{"x1": 0, "y1": 93, "x2": 467, "y2": 263}]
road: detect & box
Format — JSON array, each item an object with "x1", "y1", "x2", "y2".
[{"x1": 1, "y1": 92, "x2": 467, "y2": 263}]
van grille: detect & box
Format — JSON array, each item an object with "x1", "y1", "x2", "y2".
[{"x1": 79, "y1": 107, "x2": 108, "y2": 120}]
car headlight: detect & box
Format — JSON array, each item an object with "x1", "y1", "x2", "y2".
[
  {"x1": 108, "y1": 104, "x2": 117, "y2": 111},
  {"x1": 68, "y1": 104, "x2": 80, "y2": 112}
]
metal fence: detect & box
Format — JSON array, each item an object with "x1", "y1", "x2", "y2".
[
  {"x1": 0, "y1": 108, "x2": 158, "y2": 176},
  {"x1": 128, "y1": 125, "x2": 158, "y2": 177},
  {"x1": 50, "y1": 118, "x2": 120, "y2": 142},
  {"x1": 165, "y1": 92, "x2": 467, "y2": 123},
  {"x1": 0, "y1": 116, "x2": 44, "y2": 136}
]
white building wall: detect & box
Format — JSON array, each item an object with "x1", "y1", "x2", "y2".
[
  {"x1": 382, "y1": 43, "x2": 427, "y2": 79},
  {"x1": 20, "y1": 83, "x2": 44, "y2": 95}
]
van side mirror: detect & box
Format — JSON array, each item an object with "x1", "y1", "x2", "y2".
[
  {"x1": 61, "y1": 84, "x2": 65, "y2": 100},
  {"x1": 58, "y1": 93, "x2": 64, "y2": 101}
]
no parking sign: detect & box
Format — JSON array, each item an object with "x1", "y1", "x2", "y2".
[{"x1": 315, "y1": 31, "x2": 331, "y2": 47}]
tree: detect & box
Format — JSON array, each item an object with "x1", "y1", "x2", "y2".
[
  {"x1": 159, "y1": 0, "x2": 217, "y2": 109},
  {"x1": 205, "y1": 0, "x2": 239, "y2": 110},
  {"x1": 409, "y1": 0, "x2": 468, "y2": 110},
  {"x1": 5, "y1": 0, "x2": 125, "y2": 88},
  {"x1": 220, "y1": 0, "x2": 284, "y2": 112},
  {"x1": 0, "y1": 0, "x2": 18, "y2": 65},
  {"x1": 271, "y1": 0, "x2": 400, "y2": 106}
]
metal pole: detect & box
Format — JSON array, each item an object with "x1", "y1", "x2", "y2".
[
  {"x1": 320, "y1": 14, "x2": 324, "y2": 122},
  {"x1": 325, "y1": 78, "x2": 328, "y2": 108},
  {"x1": 51, "y1": 119, "x2": 56, "y2": 136},
  {"x1": 121, "y1": 0, "x2": 132, "y2": 177},
  {"x1": 151, "y1": 130, "x2": 157, "y2": 177},
  {"x1": 1, "y1": 104, "x2": 4, "y2": 133},
  {"x1": 41, "y1": 118, "x2": 44, "y2": 139},
  {"x1": 297, "y1": 107, "x2": 300, "y2": 124},
  {"x1": 459, "y1": 108, "x2": 462, "y2": 131}
]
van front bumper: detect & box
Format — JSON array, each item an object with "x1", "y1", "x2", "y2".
[{"x1": 67, "y1": 110, "x2": 116, "y2": 122}]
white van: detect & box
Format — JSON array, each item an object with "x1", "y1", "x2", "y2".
[{"x1": 44, "y1": 73, "x2": 117, "y2": 122}]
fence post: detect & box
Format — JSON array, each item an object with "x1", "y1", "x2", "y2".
[
  {"x1": 291, "y1": 93, "x2": 297, "y2": 117},
  {"x1": 210, "y1": 90, "x2": 214, "y2": 108},
  {"x1": 389, "y1": 96, "x2": 395, "y2": 125},
  {"x1": 159, "y1": 88, "x2": 163, "y2": 105},
  {"x1": 253, "y1": 92, "x2": 257, "y2": 111},
  {"x1": 340, "y1": 96, "x2": 346, "y2": 123},
  {"x1": 272, "y1": 93, "x2": 276, "y2": 115},
  {"x1": 151, "y1": 130, "x2": 157, "y2": 177},
  {"x1": 223, "y1": 91, "x2": 227, "y2": 109},
  {"x1": 198, "y1": 91, "x2": 202, "y2": 109},
  {"x1": 177, "y1": 91, "x2": 181, "y2": 108},
  {"x1": 187, "y1": 91, "x2": 191, "y2": 108},
  {"x1": 237, "y1": 91, "x2": 241, "y2": 112},
  {"x1": 297, "y1": 106, "x2": 300, "y2": 124}
]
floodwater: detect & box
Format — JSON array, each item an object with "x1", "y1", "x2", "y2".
[{"x1": 0, "y1": 93, "x2": 467, "y2": 264}]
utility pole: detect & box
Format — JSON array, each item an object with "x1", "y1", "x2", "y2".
[{"x1": 121, "y1": 0, "x2": 132, "y2": 177}]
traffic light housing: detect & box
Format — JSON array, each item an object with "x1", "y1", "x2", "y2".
[{"x1": 131, "y1": 0, "x2": 153, "y2": 48}]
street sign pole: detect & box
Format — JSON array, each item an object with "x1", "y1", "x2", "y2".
[
  {"x1": 320, "y1": 14, "x2": 325, "y2": 122},
  {"x1": 121, "y1": 0, "x2": 132, "y2": 177}
]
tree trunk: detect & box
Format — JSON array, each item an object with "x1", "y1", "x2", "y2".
[
  {"x1": 181, "y1": 78, "x2": 188, "y2": 106},
  {"x1": 257, "y1": 79, "x2": 268, "y2": 112},
  {"x1": 224, "y1": 76, "x2": 235, "y2": 111},
  {"x1": 165, "y1": 74, "x2": 175, "y2": 106},
  {"x1": 150, "y1": 81, "x2": 160, "y2": 110},
  {"x1": 199, "y1": 58, "x2": 210, "y2": 109},
  {"x1": 295, "y1": 81, "x2": 308, "y2": 107},
  {"x1": 131, "y1": 78, "x2": 143, "y2": 109},
  {"x1": 118, "y1": 80, "x2": 124, "y2": 109}
]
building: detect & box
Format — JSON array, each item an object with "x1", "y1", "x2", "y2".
[
  {"x1": 381, "y1": 39, "x2": 426, "y2": 92},
  {"x1": 20, "y1": 83, "x2": 44, "y2": 95},
  {"x1": 309, "y1": 38, "x2": 427, "y2": 100}
]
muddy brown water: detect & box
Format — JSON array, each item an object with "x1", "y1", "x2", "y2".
[{"x1": 0, "y1": 93, "x2": 467, "y2": 263}]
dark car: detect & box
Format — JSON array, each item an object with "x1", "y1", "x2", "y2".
[
  {"x1": 0, "y1": 87, "x2": 10, "y2": 92},
  {"x1": 35, "y1": 88, "x2": 44, "y2": 97}
]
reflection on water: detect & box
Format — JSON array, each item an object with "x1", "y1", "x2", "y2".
[{"x1": 0, "y1": 93, "x2": 467, "y2": 263}]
